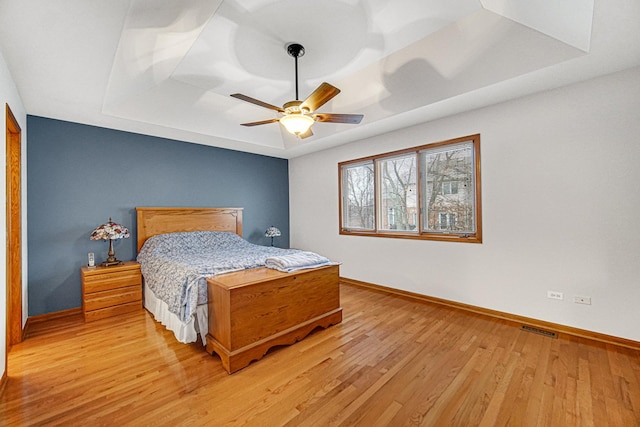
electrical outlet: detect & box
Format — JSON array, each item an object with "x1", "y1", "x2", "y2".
[
  {"x1": 574, "y1": 296, "x2": 591, "y2": 305},
  {"x1": 547, "y1": 290, "x2": 563, "y2": 300}
]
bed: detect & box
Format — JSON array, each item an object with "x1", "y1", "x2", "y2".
[{"x1": 136, "y1": 207, "x2": 342, "y2": 373}]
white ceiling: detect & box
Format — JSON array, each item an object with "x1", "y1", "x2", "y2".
[{"x1": 1, "y1": 0, "x2": 639, "y2": 159}]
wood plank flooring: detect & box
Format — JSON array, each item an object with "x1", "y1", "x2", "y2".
[{"x1": 2, "y1": 284, "x2": 639, "y2": 426}]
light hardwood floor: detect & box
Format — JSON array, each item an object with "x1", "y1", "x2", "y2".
[{"x1": 2, "y1": 284, "x2": 639, "y2": 426}]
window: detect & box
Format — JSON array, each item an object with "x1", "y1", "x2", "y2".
[
  {"x1": 378, "y1": 154, "x2": 417, "y2": 231},
  {"x1": 422, "y1": 140, "x2": 476, "y2": 235},
  {"x1": 442, "y1": 181, "x2": 458, "y2": 195},
  {"x1": 341, "y1": 161, "x2": 375, "y2": 231},
  {"x1": 438, "y1": 212, "x2": 457, "y2": 230},
  {"x1": 339, "y1": 134, "x2": 481, "y2": 243}
]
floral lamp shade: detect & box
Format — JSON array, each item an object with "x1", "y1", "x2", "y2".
[
  {"x1": 90, "y1": 218, "x2": 130, "y2": 266},
  {"x1": 265, "y1": 226, "x2": 281, "y2": 246}
]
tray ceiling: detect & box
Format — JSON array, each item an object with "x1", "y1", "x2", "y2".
[{"x1": 1, "y1": 0, "x2": 638, "y2": 158}]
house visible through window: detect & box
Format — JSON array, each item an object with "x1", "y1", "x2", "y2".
[{"x1": 339, "y1": 134, "x2": 482, "y2": 243}]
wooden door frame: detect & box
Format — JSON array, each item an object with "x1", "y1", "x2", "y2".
[{"x1": 6, "y1": 103, "x2": 23, "y2": 361}]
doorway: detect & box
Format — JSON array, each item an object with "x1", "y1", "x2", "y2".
[{"x1": 6, "y1": 104, "x2": 23, "y2": 358}]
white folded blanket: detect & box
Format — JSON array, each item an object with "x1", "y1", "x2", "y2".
[{"x1": 264, "y1": 251, "x2": 336, "y2": 273}]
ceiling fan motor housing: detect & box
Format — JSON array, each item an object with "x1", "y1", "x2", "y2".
[{"x1": 283, "y1": 100, "x2": 311, "y2": 115}]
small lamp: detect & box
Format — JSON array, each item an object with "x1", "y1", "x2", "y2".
[
  {"x1": 265, "y1": 226, "x2": 281, "y2": 247},
  {"x1": 90, "y1": 218, "x2": 130, "y2": 266}
]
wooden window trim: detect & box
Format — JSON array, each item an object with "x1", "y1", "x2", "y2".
[{"x1": 339, "y1": 134, "x2": 482, "y2": 244}]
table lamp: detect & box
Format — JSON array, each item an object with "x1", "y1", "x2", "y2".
[
  {"x1": 265, "y1": 226, "x2": 281, "y2": 247},
  {"x1": 90, "y1": 218, "x2": 130, "y2": 266}
]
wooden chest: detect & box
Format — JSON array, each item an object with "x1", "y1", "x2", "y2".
[{"x1": 205, "y1": 264, "x2": 342, "y2": 373}]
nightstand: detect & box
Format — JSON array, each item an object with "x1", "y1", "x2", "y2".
[{"x1": 80, "y1": 261, "x2": 142, "y2": 322}]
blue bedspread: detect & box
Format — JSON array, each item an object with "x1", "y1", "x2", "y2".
[{"x1": 137, "y1": 231, "x2": 300, "y2": 322}]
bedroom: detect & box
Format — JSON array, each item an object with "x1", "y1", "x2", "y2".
[{"x1": 2, "y1": 0, "x2": 640, "y2": 424}]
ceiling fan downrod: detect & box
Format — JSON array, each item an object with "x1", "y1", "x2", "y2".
[{"x1": 287, "y1": 43, "x2": 305, "y2": 101}]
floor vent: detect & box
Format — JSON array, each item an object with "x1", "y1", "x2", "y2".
[{"x1": 521, "y1": 325, "x2": 558, "y2": 339}]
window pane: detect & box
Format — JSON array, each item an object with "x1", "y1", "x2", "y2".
[
  {"x1": 422, "y1": 142, "x2": 475, "y2": 234},
  {"x1": 342, "y1": 162, "x2": 375, "y2": 230},
  {"x1": 378, "y1": 154, "x2": 417, "y2": 231}
]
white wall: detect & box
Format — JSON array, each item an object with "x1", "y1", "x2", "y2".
[
  {"x1": 290, "y1": 66, "x2": 640, "y2": 342},
  {"x1": 1, "y1": 48, "x2": 27, "y2": 380}
]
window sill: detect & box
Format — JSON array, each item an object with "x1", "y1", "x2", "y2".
[{"x1": 339, "y1": 229, "x2": 482, "y2": 244}]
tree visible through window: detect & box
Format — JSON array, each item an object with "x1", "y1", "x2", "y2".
[
  {"x1": 339, "y1": 134, "x2": 481, "y2": 243},
  {"x1": 341, "y1": 161, "x2": 374, "y2": 230},
  {"x1": 379, "y1": 154, "x2": 416, "y2": 231}
]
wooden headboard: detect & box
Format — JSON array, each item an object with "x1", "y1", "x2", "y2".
[{"x1": 135, "y1": 207, "x2": 243, "y2": 252}]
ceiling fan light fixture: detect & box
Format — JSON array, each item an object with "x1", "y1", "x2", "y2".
[
  {"x1": 280, "y1": 113, "x2": 315, "y2": 136},
  {"x1": 231, "y1": 42, "x2": 363, "y2": 139}
]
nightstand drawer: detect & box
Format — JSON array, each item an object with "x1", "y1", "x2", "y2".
[
  {"x1": 83, "y1": 271, "x2": 141, "y2": 293},
  {"x1": 84, "y1": 285, "x2": 142, "y2": 312},
  {"x1": 84, "y1": 301, "x2": 141, "y2": 322}
]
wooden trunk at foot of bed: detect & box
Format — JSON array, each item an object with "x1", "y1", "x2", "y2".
[{"x1": 206, "y1": 264, "x2": 342, "y2": 374}]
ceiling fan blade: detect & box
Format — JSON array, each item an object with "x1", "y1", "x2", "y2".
[
  {"x1": 231, "y1": 93, "x2": 284, "y2": 113},
  {"x1": 240, "y1": 118, "x2": 280, "y2": 127},
  {"x1": 300, "y1": 82, "x2": 340, "y2": 113},
  {"x1": 314, "y1": 113, "x2": 364, "y2": 124},
  {"x1": 299, "y1": 127, "x2": 314, "y2": 139}
]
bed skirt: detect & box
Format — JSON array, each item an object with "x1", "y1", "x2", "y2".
[{"x1": 143, "y1": 282, "x2": 208, "y2": 345}]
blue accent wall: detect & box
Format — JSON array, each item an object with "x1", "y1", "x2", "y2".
[{"x1": 27, "y1": 116, "x2": 289, "y2": 316}]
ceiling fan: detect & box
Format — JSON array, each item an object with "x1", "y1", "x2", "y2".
[{"x1": 231, "y1": 43, "x2": 363, "y2": 139}]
